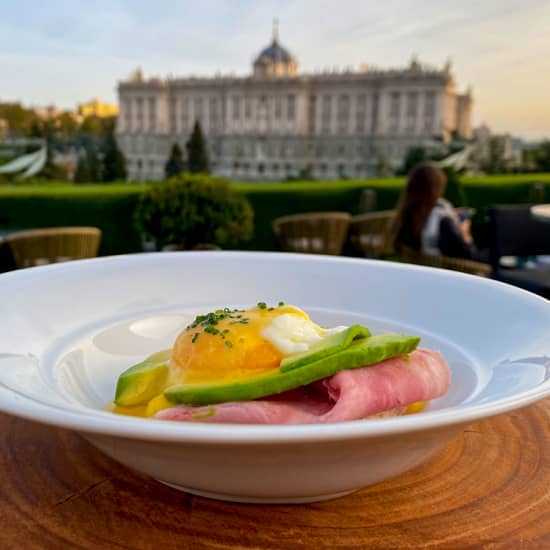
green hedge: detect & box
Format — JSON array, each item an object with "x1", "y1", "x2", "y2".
[
  {"x1": 0, "y1": 174, "x2": 549, "y2": 254},
  {"x1": 0, "y1": 184, "x2": 144, "y2": 255}
]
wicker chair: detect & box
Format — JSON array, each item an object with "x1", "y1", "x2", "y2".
[
  {"x1": 347, "y1": 210, "x2": 396, "y2": 257},
  {"x1": 399, "y1": 246, "x2": 491, "y2": 277},
  {"x1": 7, "y1": 227, "x2": 102, "y2": 268},
  {"x1": 273, "y1": 212, "x2": 351, "y2": 255}
]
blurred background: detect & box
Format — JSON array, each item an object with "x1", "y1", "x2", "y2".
[{"x1": 0, "y1": 1, "x2": 549, "y2": 292}]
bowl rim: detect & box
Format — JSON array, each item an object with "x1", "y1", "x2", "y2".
[{"x1": 0, "y1": 251, "x2": 549, "y2": 445}]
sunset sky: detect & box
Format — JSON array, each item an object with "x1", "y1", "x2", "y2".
[{"x1": 1, "y1": 0, "x2": 549, "y2": 139}]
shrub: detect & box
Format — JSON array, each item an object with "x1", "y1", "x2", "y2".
[{"x1": 135, "y1": 174, "x2": 254, "y2": 249}]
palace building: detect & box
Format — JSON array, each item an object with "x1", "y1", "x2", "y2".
[{"x1": 116, "y1": 26, "x2": 473, "y2": 181}]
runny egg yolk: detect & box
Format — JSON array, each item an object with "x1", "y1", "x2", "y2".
[{"x1": 170, "y1": 305, "x2": 318, "y2": 385}]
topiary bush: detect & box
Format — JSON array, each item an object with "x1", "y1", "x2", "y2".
[{"x1": 135, "y1": 174, "x2": 254, "y2": 249}]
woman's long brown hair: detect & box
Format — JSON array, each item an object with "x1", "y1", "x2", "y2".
[{"x1": 391, "y1": 163, "x2": 447, "y2": 252}]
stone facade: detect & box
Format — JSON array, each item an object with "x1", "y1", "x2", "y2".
[{"x1": 116, "y1": 33, "x2": 473, "y2": 181}]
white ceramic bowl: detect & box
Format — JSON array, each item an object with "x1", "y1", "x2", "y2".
[{"x1": 0, "y1": 252, "x2": 549, "y2": 504}]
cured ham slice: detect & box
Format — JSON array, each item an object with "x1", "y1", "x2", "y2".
[{"x1": 155, "y1": 348, "x2": 450, "y2": 424}]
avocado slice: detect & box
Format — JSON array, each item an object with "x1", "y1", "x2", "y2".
[
  {"x1": 114, "y1": 349, "x2": 171, "y2": 407},
  {"x1": 164, "y1": 333, "x2": 420, "y2": 407},
  {"x1": 280, "y1": 324, "x2": 371, "y2": 372}
]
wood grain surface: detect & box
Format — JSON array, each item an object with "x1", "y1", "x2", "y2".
[{"x1": 2, "y1": 401, "x2": 550, "y2": 549}]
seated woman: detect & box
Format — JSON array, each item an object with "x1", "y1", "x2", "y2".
[{"x1": 392, "y1": 163, "x2": 479, "y2": 260}]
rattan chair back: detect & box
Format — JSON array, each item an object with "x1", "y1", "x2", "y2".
[
  {"x1": 399, "y1": 246, "x2": 491, "y2": 277},
  {"x1": 7, "y1": 227, "x2": 102, "y2": 268},
  {"x1": 273, "y1": 212, "x2": 351, "y2": 255},
  {"x1": 347, "y1": 210, "x2": 396, "y2": 257}
]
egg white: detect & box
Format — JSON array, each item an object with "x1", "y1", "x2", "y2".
[{"x1": 261, "y1": 313, "x2": 348, "y2": 356}]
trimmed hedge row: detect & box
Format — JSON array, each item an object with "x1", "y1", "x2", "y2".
[
  {"x1": 0, "y1": 184, "x2": 145, "y2": 255},
  {"x1": 0, "y1": 174, "x2": 549, "y2": 254}
]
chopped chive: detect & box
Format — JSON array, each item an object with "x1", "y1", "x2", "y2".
[
  {"x1": 225, "y1": 341, "x2": 233, "y2": 348},
  {"x1": 278, "y1": 301, "x2": 285, "y2": 307},
  {"x1": 191, "y1": 332, "x2": 199, "y2": 343},
  {"x1": 257, "y1": 302, "x2": 267, "y2": 309}
]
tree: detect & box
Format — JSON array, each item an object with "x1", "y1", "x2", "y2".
[
  {"x1": 80, "y1": 115, "x2": 105, "y2": 135},
  {"x1": 57, "y1": 112, "x2": 80, "y2": 134},
  {"x1": 74, "y1": 152, "x2": 92, "y2": 182},
  {"x1": 0, "y1": 102, "x2": 40, "y2": 136},
  {"x1": 533, "y1": 141, "x2": 550, "y2": 172},
  {"x1": 442, "y1": 166, "x2": 467, "y2": 206},
  {"x1": 375, "y1": 149, "x2": 391, "y2": 177},
  {"x1": 102, "y1": 131, "x2": 127, "y2": 181},
  {"x1": 482, "y1": 137, "x2": 508, "y2": 174},
  {"x1": 399, "y1": 146, "x2": 427, "y2": 175},
  {"x1": 74, "y1": 146, "x2": 101, "y2": 182},
  {"x1": 165, "y1": 143, "x2": 185, "y2": 179},
  {"x1": 88, "y1": 145, "x2": 102, "y2": 181},
  {"x1": 39, "y1": 139, "x2": 69, "y2": 180},
  {"x1": 186, "y1": 121, "x2": 209, "y2": 173},
  {"x1": 135, "y1": 174, "x2": 253, "y2": 249}
]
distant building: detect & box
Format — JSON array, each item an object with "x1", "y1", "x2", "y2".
[
  {"x1": 78, "y1": 98, "x2": 119, "y2": 119},
  {"x1": 32, "y1": 105, "x2": 63, "y2": 120},
  {"x1": 116, "y1": 26, "x2": 473, "y2": 181},
  {"x1": 0, "y1": 118, "x2": 8, "y2": 139},
  {"x1": 472, "y1": 124, "x2": 523, "y2": 172}
]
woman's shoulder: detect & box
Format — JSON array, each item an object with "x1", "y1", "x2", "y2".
[
  {"x1": 426, "y1": 199, "x2": 454, "y2": 226},
  {"x1": 433, "y1": 198, "x2": 455, "y2": 214}
]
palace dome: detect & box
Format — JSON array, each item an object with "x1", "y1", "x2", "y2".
[
  {"x1": 256, "y1": 40, "x2": 294, "y2": 64},
  {"x1": 253, "y1": 23, "x2": 298, "y2": 78}
]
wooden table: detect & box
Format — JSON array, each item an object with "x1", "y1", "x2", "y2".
[{"x1": 2, "y1": 401, "x2": 550, "y2": 549}]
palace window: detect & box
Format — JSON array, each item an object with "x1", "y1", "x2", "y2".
[
  {"x1": 136, "y1": 97, "x2": 144, "y2": 131},
  {"x1": 356, "y1": 94, "x2": 366, "y2": 134},
  {"x1": 337, "y1": 95, "x2": 350, "y2": 134},
  {"x1": 181, "y1": 97, "x2": 189, "y2": 132},
  {"x1": 245, "y1": 97, "x2": 252, "y2": 120},
  {"x1": 308, "y1": 95, "x2": 316, "y2": 133},
  {"x1": 194, "y1": 97, "x2": 204, "y2": 125},
  {"x1": 122, "y1": 99, "x2": 131, "y2": 132},
  {"x1": 322, "y1": 95, "x2": 332, "y2": 133},
  {"x1": 274, "y1": 97, "x2": 282, "y2": 119},
  {"x1": 209, "y1": 97, "x2": 218, "y2": 131},
  {"x1": 287, "y1": 95, "x2": 296, "y2": 120},
  {"x1": 406, "y1": 92, "x2": 418, "y2": 133},
  {"x1": 148, "y1": 97, "x2": 157, "y2": 132},
  {"x1": 169, "y1": 97, "x2": 177, "y2": 133},
  {"x1": 423, "y1": 91, "x2": 436, "y2": 132},
  {"x1": 389, "y1": 92, "x2": 400, "y2": 133},
  {"x1": 424, "y1": 91, "x2": 436, "y2": 116},
  {"x1": 407, "y1": 92, "x2": 418, "y2": 116},
  {"x1": 371, "y1": 93, "x2": 379, "y2": 134},
  {"x1": 232, "y1": 96, "x2": 241, "y2": 120}
]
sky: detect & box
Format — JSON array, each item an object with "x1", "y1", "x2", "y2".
[{"x1": 1, "y1": 0, "x2": 549, "y2": 140}]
